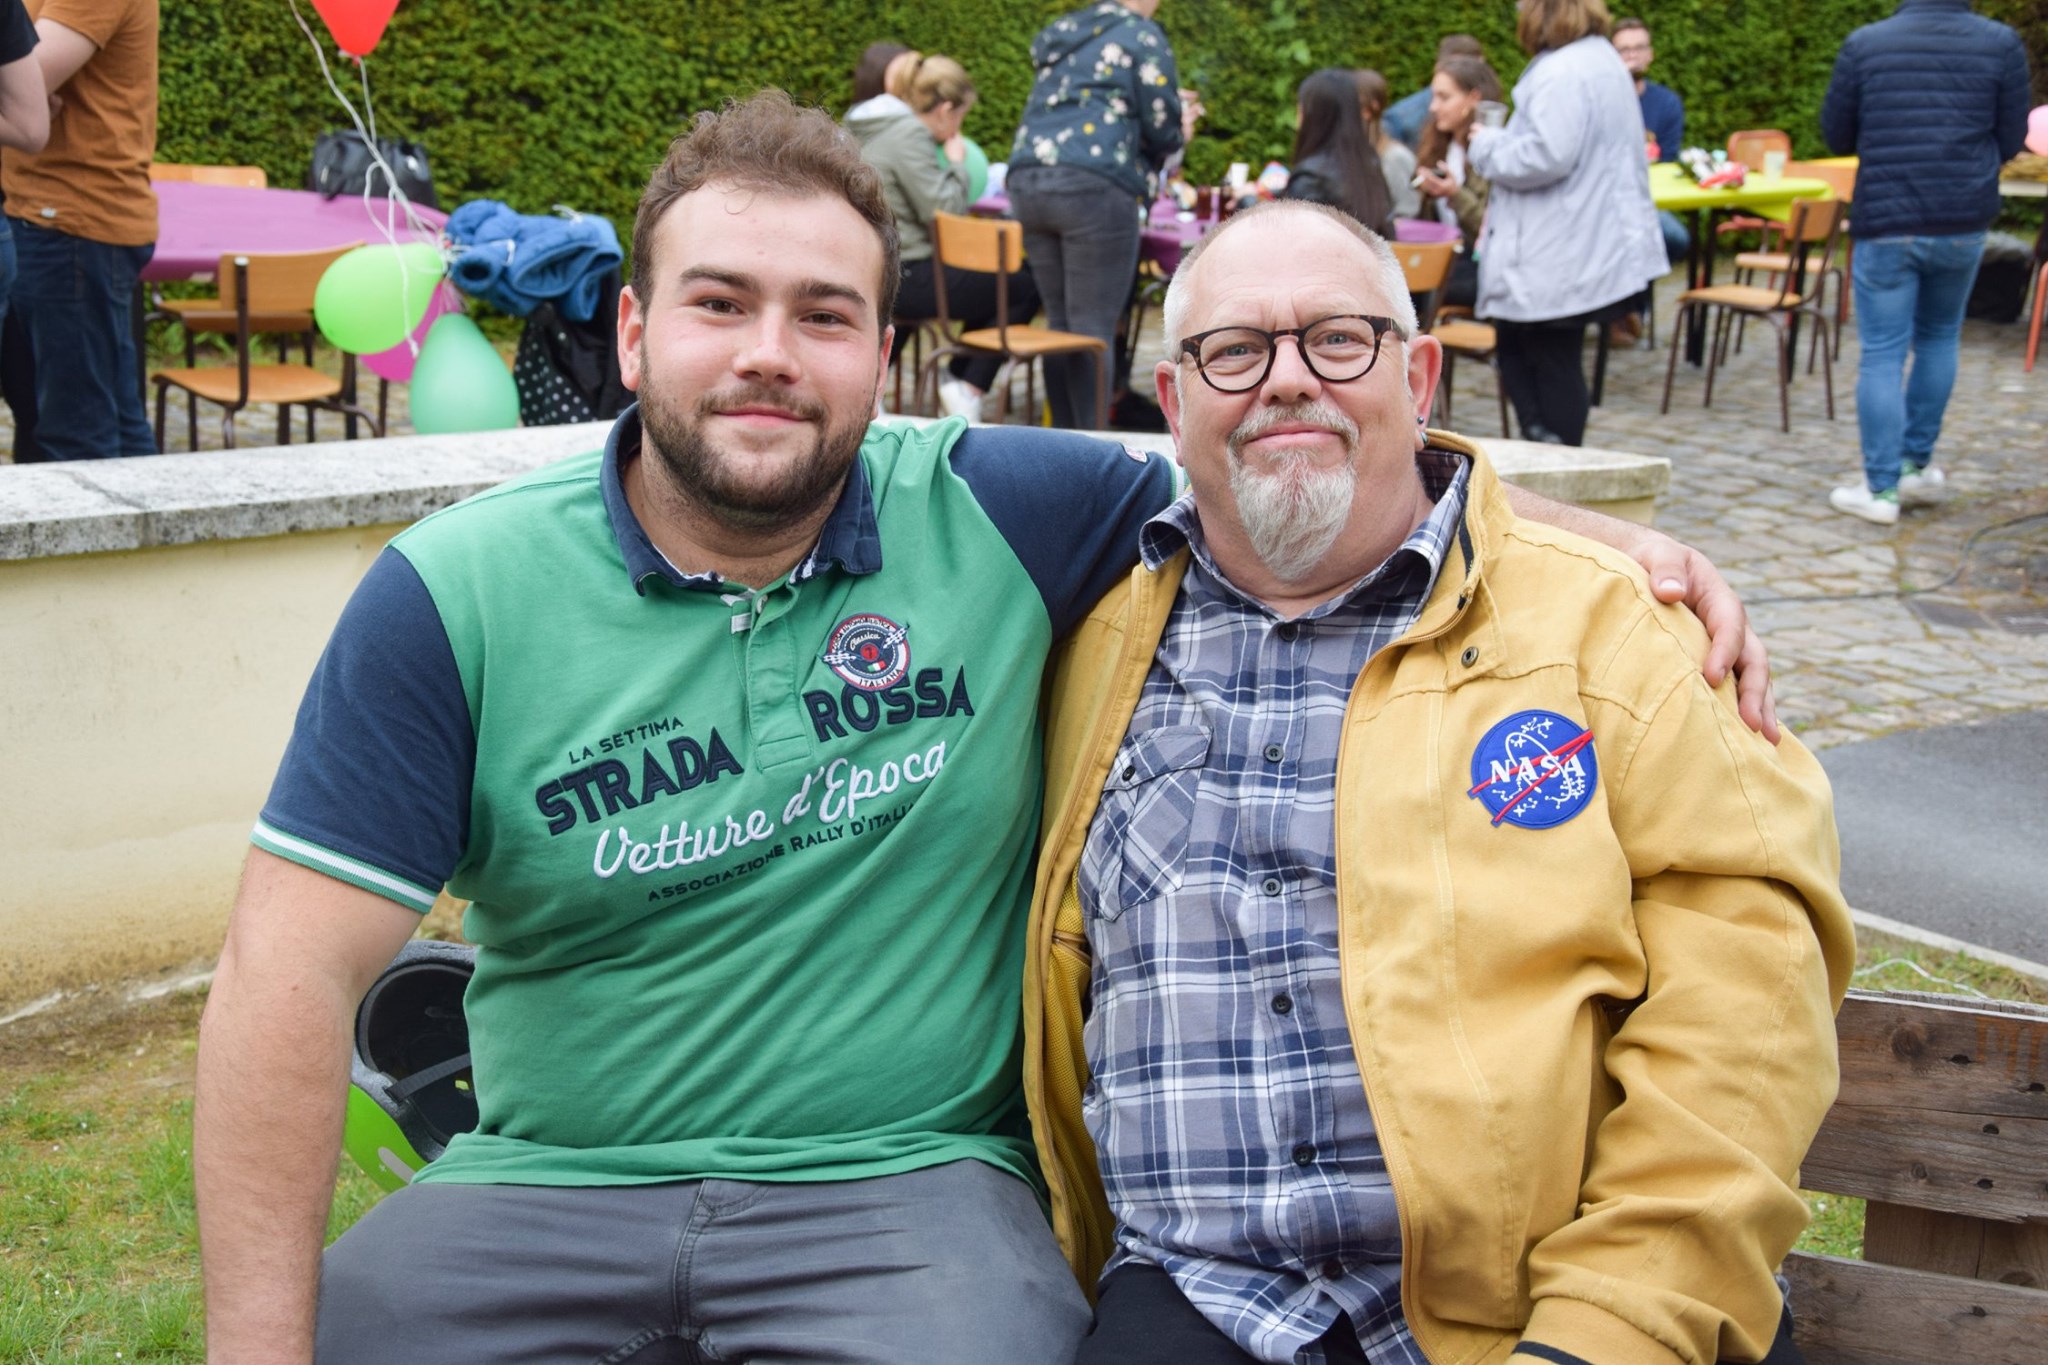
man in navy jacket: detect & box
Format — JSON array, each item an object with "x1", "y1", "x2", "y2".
[{"x1": 1821, "y1": 0, "x2": 2031, "y2": 527}]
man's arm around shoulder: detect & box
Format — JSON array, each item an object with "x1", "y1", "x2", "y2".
[{"x1": 194, "y1": 850, "x2": 420, "y2": 1363}]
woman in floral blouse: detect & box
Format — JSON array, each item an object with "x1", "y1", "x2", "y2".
[{"x1": 1007, "y1": 0, "x2": 1188, "y2": 429}]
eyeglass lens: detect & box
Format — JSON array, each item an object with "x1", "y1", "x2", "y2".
[{"x1": 1195, "y1": 317, "x2": 1389, "y2": 391}]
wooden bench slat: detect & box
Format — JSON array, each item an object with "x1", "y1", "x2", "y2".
[
  {"x1": 1800, "y1": 1104, "x2": 2048, "y2": 1220},
  {"x1": 1862, "y1": 1203, "x2": 2048, "y2": 1287},
  {"x1": 1784, "y1": 1249, "x2": 2048, "y2": 1365},
  {"x1": 1832, "y1": 992, "x2": 2048, "y2": 1121}
]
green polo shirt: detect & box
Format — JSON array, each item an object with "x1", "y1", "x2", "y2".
[{"x1": 255, "y1": 411, "x2": 1174, "y2": 1187}]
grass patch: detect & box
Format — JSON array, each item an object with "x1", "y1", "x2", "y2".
[{"x1": 0, "y1": 990, "x2": 390, "y2": 1363}]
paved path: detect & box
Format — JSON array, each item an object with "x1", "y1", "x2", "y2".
[{"x1": 1817, "y1": 710, "x2": 2048, "y2": 963}]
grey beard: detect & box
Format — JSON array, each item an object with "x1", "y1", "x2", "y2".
[{"x1": 1226, "y1": 403, "x2": 1359, "y2": 583}]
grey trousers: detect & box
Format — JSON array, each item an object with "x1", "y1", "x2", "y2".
[
  {"x1": 1006, "y1": 164, "x2": 1138, "y2": 431},
  {"x1": 315, "y1": 1159, "x2": 1090, "y2": 1364}
]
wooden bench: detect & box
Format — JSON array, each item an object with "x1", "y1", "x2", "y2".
[{"x1": 1785, "y1": 989, "x2": 2048, "y2": 1363}]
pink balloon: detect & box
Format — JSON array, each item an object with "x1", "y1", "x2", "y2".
[
  {"x1": 361, "y1": 282, "x2": 460, "y2": 384},
  {"x1": 2028, "y1": 105, "x2": 2048, "y2": 158}
]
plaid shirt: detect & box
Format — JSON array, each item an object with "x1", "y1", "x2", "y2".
[{"x1": 1079, "y1": 451, "x2": 1469, "y2": 1364}]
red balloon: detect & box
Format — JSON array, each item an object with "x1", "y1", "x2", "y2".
[{"x1": 310, "y1": 0, "x2": 401, "y2": 57}]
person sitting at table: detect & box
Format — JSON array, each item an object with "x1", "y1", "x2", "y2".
[
  {"x1": 1382, "y1": 32, "x2": 1484, "y2": 150},
  {"x1": 849, "y1": 40, "x2": 909, "y2": 108},
  {"x1": 850, "y1": 52, "x2": 1040, "y2": 421},
  {"x1": 1414, "y1": 54, "x2": 1501, "y2": 311},
  {"x1": 1353, "y1": 69, "x2": 1418, "y2": 220},
  {"x1": 1283, "y1": 68, "x2": 1395, "y2": 237}
]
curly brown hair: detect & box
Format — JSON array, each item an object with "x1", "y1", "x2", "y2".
[{"x1": 631, "y1": 90, "x2": 901, "y2": 326}]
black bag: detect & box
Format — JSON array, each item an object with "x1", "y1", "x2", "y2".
[
  {"x1": 1965, "y1": 232, "x2": 2034, "y2": 324},
  {"x1": 308, "y1": 130, "x2": 440, "y2": 209},
  {"x1": 514, "y1": 269, "x2": 632, "y2": 426}
]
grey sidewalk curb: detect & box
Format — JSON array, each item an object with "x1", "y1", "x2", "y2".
[{"x1": 1851, "y1": 907, "x2": 2048, "y2": 988}]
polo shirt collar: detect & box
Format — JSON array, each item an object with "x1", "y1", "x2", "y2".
[{"x1": 599, "y1": 404, "x2": 884, "y2": 595}]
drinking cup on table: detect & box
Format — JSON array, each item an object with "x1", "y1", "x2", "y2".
[
  {"x1": 1763, "y1": 150, "x2": 1788, "y2": 178},
  {"x1": 1476, "y1": 100, "x2": 1509, "y2": 130}
]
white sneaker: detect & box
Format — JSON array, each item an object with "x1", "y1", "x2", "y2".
[
  {"x1": 937, "y1": 377, "x2": 984, "y2": 422},
  {"x1": 1898, "y1": 465, "x2": 1945, "y2": 504},
  {"x1": 1828, "y1": 483, "x2": 1900, "y2": 526}
]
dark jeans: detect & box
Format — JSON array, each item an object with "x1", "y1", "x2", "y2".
[
  {"x1": 897, "y1": 255, "x2": 1043, "y2": 391},
  {"x1": 1080, "y1": 1261, "x2": 1808, "y2": 1365},
  {"x1": 1491, "y1": 296, "x2": 1638, "y2": 447},
  {"x1": 8, "y1": 218, "x2": 157, "y2": 461},
  {"x1": 1006, "y1": 164, "x2": 1135, "y2": 429},
  {"x1": 1077, "y1": 1262, "x2": 1373, "y2": 1365}
]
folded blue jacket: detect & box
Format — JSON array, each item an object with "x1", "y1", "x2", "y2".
[{"x1": 444, "y1": 200, "x2": 623, "y2": 321}]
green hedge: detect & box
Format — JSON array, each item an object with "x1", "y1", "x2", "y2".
[{"x1": 163, "y1": 0, "x2": 2045, "y2": 240}]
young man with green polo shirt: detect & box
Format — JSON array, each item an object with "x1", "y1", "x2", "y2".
[{"x1": 193, "y1": 91, "x2": 1773, "y2": 1364}]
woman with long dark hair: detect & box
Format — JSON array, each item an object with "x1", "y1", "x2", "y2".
[
  {"x1": 1353, "y1": 69, "x2": 1418, "y2": 219},
  {"x1": 1466, "y1": 0, "x2": 1665, "y2": 444},
  {"x1": 1282, "y1": 67, "x2": 1394, "y2": 236},
  {"x1": 1414, "y1": 54, "x2": 1503, "y2": 308}
]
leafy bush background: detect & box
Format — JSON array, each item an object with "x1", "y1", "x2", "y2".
[{"x1": 164, "y1": 0, "x2": 2047, "y2": 239}]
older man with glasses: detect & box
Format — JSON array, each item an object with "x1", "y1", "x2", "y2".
[{"x1": 1022, "y1": 199, "x2": 1852, "y2": 1365}]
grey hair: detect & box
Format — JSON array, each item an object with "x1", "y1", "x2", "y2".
[{"x1": 1161, "y1": 201, "x2": 1420, "y2": 356}]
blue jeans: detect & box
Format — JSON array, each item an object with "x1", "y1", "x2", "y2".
[
  {"x1": 1849, "y1": 232, "x2": 1983, "y2": 493},
  {"x1": 1658, "y1": 209, "x2": 1690, "y2": 266},
  {"x1": 8, "y1": 218, "x2": 157, "y2": 460}
]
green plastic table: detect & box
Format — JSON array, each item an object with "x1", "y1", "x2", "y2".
[{"x1": 1652, "y1": 163, "x2": 1832, "y2": 365}]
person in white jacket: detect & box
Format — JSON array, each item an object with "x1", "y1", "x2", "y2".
[{"x1": 1467, "y1": 0, "x2": 1666, "y2": 445}]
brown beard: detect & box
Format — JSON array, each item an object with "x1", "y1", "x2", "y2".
[{"x1": 635, "y1": 364, "x2": 873, "y2": 534}]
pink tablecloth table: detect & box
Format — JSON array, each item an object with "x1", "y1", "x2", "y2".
[{"x1": 144, "y1": 181, "x2": 446, "y2": 282}]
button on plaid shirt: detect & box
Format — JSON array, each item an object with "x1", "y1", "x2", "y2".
[{"x1": 1080, "y1": 451, "x2": 1469, "y2": 1364}]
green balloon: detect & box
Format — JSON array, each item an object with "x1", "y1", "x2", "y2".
[
  {"x1": 408, "y1": 312, "x2": 522, "y2": 434},
  {"x1": 314, "y1": 242, "x2": 445, "y2": 355},
  {"x1": 938, "y1": 136, "x2": 991, "y2": 202}
]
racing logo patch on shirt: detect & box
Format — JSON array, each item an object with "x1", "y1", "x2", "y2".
[
  {"x1": 820, "y1": 613, "x2": 911, "y2": 691},
  {"x1": 1467, "y1": 710, "x2": 1597, "y2": 829}
]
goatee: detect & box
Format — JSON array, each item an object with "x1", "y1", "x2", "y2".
[{"x1": 636, "y1": 370, "x2": 871, "y2": 534}]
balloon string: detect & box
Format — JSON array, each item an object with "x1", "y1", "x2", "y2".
[{"x1": 284, "y1": 0, "x2": 444, "y2": 359}]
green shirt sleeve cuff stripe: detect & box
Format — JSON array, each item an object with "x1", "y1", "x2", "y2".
[{"x1": 250, "y1": 821, "x2": 440, "y2": 912}]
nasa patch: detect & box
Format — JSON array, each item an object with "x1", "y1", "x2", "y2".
[
  {"x1": 1467, "y1": 710, "x2": 1598, "y2": 829},
  {"x1": 820, "y1": 613, "x2": 911, "y2": 691}
]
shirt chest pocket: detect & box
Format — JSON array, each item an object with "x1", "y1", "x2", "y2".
[{"x1": 1079, "y1": 724, "x2": 1209, "y2": 922}]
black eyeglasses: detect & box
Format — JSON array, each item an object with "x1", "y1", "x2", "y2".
[{"x1": 1177, "y1": 314, "x2": 1409, "y2": 393}]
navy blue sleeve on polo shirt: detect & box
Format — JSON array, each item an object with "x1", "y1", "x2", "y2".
[
  {"x1": 0, "y1": 1, "x2": 36, "y2": 64},
  {"x1": 947, "y1": 426, "x2": 1177, "y2": 638},
  {"x1": 254, "y1": 548, "x2": 473, "y2": 910}
]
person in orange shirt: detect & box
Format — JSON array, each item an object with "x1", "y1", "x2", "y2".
[{"x1": 4, "y1": 0, "x2": 157, "y2": 462}]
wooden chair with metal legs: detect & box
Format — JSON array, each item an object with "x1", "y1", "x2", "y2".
[
  {"x1": 1661, "y1": 196, "x2": 1846, "y2": 433},
  {"x1": 153, "y1": 240, "x2": 368, "y2": 450},
  {"x1": 150, "y1": 251, "x2": 383, "y2": 450},
  {"x1": 1397, "y1": 233, "x2": 1511, "y2": 436},
  {"x1": 917, "y1": 212, "x2": 1109, "y2": 429},
  {"x1": 1715, "y1": 130, "x2": 1795, "y2": 252},
  {"x1": 1734, "y1": 162, "x2": 1856, "y2": 360}
]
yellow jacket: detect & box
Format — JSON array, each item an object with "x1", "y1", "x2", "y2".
[{"x1": 1023, "y1": 437, "x2": 1853, "y2": 1365}]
